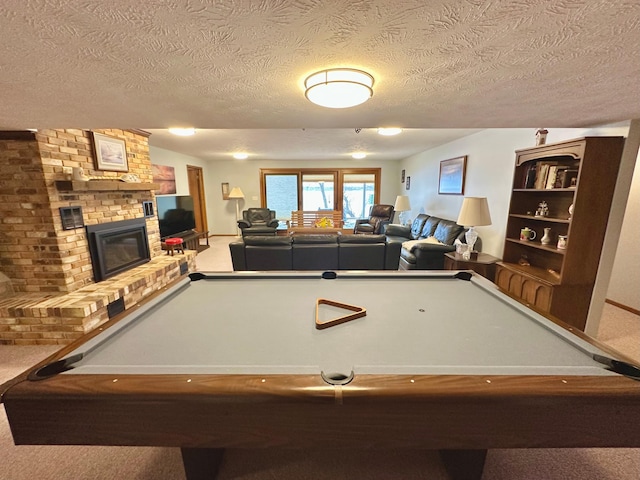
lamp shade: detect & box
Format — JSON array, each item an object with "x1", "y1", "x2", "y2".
[
  {"x1": 304, "y1": 68, "x2": 374, "y2": 108},
  {"x1": 228, "y1": 187, "x2": 244, "y2": 199},
  {"x1": 394, "y1": 195, "x2": 411, "y2": 212},
  {"x1": 457, "y1": 197, "x2": 492, "y2": 227}
]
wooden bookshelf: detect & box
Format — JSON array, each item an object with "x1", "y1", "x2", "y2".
[{"x1": 495, "y1": 137, "x2": 625, "y2": 330}]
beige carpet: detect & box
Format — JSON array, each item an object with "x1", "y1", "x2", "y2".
[{"x1": 1, "y1": 237, "x2": 638, "y2": 479}]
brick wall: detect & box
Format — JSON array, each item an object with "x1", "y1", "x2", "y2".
[{"x1": 0, "y1": 129, "x2": 161, "y2": 294}]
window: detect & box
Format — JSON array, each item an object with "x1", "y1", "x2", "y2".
[
  {"x1": 261, "y1": 168, "x2": 381, "y2": 226},
  {"x1": 302, "y1": 173, "x2": 336, "y2": 210},
  {"x1": 264, "y1": 174, "x2": 298, "y2": 227},
  {"x1": 342, "y1": 173, "x2": 376, "y2": 228}
]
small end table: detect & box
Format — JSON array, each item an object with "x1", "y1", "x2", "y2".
[{"x1": 444, "y1": 252, "x2": 500, "y2": 282}]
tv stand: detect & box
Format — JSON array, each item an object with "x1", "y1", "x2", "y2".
[{"x1": 164, "y1": 230, "x2": 209, "y2": 253}]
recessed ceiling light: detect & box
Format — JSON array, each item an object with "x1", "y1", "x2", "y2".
[
  {"x1": 233, "y1": 152, "x2": 248, "y2": 160},
  {"x1": 377, "y1": 127, "x2": 403, "y2": 136},
  {"x1": 168, "y1": 127, "x2": 196, "y2": 136},
  {"x1": 351, "y1": 152, "x2": 367, "y2": 159},
  {"x1": 305, "y1": 68, "x2": 374, "y2": 109}
]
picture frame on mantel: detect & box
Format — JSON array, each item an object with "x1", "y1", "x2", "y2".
[
  {"x1": 438, "y1": 155, "x2": 467, "y2": 195},
  {"x1": 92, "y1": 132, "x2": 129, "y2": 172}
]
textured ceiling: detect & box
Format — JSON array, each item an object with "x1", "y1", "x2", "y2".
[{"x1": 1, "y1": 0, "x2": 638, "y2": 161}]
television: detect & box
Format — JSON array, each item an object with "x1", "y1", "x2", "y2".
[{"x1": 156, "y1": 195, "x2": 196, "y2": 238}]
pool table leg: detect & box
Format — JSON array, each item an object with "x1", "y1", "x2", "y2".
[
  {"x1": 439, "y1": 449, "x2": 487, "y2": 480},
  {"x1": 181, "y1": 447, "x2": 225, "y2": 479}
]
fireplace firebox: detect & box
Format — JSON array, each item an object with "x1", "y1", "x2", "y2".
[{"x1": 86, "y1": 218, "x2": 151, "y2": 282}]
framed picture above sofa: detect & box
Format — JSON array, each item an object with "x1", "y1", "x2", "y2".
[{"x1": 438, "y1": 155, "x2": 467, "y2": 195}]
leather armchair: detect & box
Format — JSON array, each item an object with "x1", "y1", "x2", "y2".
[
  {"x1": 237, "y1": 208, "x2": 279, "y2": 236},
  {"x1": 353, "y1": 204, "x2": 394, "y2": 234}
]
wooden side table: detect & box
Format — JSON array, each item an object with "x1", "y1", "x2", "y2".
[{"x1": 444, "y1": 252, "x2": 500, "y2": 282}]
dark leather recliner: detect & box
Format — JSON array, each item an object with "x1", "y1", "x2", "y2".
[
  {"x1": 353, "y1": 204, "x2": 394, "y2": 234},
  {"x1": 237, "y1": 208, "x2": 279, "y2": 237}
]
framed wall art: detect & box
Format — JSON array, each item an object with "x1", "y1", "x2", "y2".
[
  {"x1": 438, "y1": 155, "x2": 467, "y2": 195},
  {"x1": 222, "y1": 182, "x2": 230, "y2": 200},
  {"x1": 151, "y1": 164, "x2": 177, "y2": 194},
  {"x1": 405, "y1": 176, "x2": 410, "y2": 190},
  {"x1": 92, "y1": 132, "x2": 128, "y2": 172}
]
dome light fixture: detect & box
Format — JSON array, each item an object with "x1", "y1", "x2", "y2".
[
  {"x1": 233, "y1": 152, "x2": 248, "y2": 160},
  {"x1": 168, "y1": 127, "x2": 196, "y2": 136},
  {"x1": 304, "y1": 68, "x2": 374, "y2": 109},
  {"x1": 377, "y1": 127, "x2": 403, "y2": 136},
  {"x1": 351, "y1": 152, "x2": 367, "y2": 159}
]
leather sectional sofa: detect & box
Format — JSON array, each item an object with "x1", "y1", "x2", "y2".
[
  {"x1": 385, "y1": 214, "x2": 480, "y2": 270},
  {"x1": 229, "y1": 234, "x2": 402, "y2": 271}
]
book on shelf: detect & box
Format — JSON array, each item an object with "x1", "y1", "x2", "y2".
[
  {"x1": 523, "y1": 163, "x2": 537, "y2": 188},
  {"x1": 545, "y1": 165, "x2": 558, "y2": 189},
  {"x1": 535, "y1": 163, "x2": 550, "y2": 189},
  {"x1": 554, "y1": 167, "x2": 569, "y2": 188},
  {"x1": 562, "y1": 169, "x2": 579, "y2": 188}
]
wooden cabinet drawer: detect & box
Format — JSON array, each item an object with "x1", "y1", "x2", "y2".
[
  {"x1": 520, "y1": 278, "x2": 552, "y2": 312},
  {"x1": 495, "y1": 264, "x2": 552, "y2": 313}
]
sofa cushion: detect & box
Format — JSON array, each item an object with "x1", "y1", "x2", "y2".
[
  {"x1": 292, "y1": 235, "x2": 338, "y2": 244},
  {"x1": 339, "y1": 243, "x2": 386, "y2": 269},
  {"x1": 384, "y1": 224, "x2": 411, "y2": 238},
  {"x1": 291, "y1": 235, "x2": 339, "y2": 271},
  {"x1": 420, "y1": 216, "x2": 441, "y2": 238},
  {"x1": 245, "y1": 208, "x2": 273, "y2": 224},
  {"x1": 402, "y1": 237, "x2": 444, "y2": 251},
  {"x1": 433, "y1": 219, "x2": 464, "y2": 245},
  {"x1": 410, "y1": 214, "x2": 429, "y2": 240},
  {"x1": 243, "y1": 236, "x2": 292, "y2": 246},
  {"x1": 339, "y1": 234, "x2": 386, "y2": 244}
]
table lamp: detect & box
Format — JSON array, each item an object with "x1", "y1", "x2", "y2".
[
  {"x1": 457, "y1": 197, "x2": 491, "y2": 256},
  {"x1": 394, "y1": 195, "x2": 411, "y2": 225},
  {"x1": 228, "y1": 187, "x2": 245, "y2": 236}
]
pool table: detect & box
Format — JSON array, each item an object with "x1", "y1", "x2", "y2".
[{"x1": 3, "y1": 271, "x2": 640, "y2": 480}]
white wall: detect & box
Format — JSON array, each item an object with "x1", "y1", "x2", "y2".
[
  {"x1": 607, "y1": 130, "x2": 640, "y2": 311},
  {"x1": 149, "y1": 146, "x2": 211, "y2": 196}
]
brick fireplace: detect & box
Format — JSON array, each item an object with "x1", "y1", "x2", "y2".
[{"x1": 0, "y1": 129, "x2": 195, "y2": 344}]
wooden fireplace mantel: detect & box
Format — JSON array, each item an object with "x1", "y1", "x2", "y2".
[{"x1": 54, "y1": 180, "x2": 160, "y2": 192}]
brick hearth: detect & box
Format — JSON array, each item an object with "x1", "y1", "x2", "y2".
[{"x1": 0, "y1": 252, "x2": 196, "y2": 345}]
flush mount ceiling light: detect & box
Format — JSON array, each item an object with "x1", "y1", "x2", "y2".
[
  {"x1": 304, "y1": 68, "x2": 374, "y2": 108},
  {"x1": 168, "y1": 127, "x2": 196, "y2": 136},
  {"x1": 377, "y1": 127, "x2": 403, "y2": 136},
  {"x1": 233, "y1": 152, "x2": 248, "y2": 160},
  {"x1": 351, "y1": 152, "x2": 367, "y2": 159}
]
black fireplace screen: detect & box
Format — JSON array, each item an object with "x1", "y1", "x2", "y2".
[{"x1": 86, "y1": 218, "x2": 151, "y2": 282}]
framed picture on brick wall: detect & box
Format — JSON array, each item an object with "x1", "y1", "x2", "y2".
[{"x1": 92, "y1": 132, "x2": 129, "y2": 172}]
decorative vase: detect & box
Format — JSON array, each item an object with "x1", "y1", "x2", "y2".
[{"x1": 540, "y1": 227, "x2": 552, "y2": 245}]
